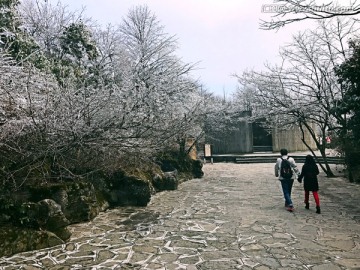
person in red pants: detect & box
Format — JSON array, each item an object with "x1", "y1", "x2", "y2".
[{"x1": 298, "y1": 155, "x2": 321, "y2": 214}]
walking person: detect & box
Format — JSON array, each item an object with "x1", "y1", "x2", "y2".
[
  {"x1": 298, "y1": 155, "x2": 321, "y2": 214},
  {"x1": 275, "y1": 148, "x2": 300, "y2": 212}
]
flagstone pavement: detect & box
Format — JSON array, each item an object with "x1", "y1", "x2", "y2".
[{"x1": 0, "y1": 162, "x2": 359, "y2": 270}]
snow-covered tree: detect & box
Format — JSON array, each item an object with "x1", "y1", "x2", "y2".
[
  {"x1": 117, "y1": 5, "x2": 203, "y2": 152},
  {"x1": 0, "y1": 3, "x2": 208, "y2": 190},
  {"x1": 0, "y1": 0, "x2": 41, "y2": 66}
]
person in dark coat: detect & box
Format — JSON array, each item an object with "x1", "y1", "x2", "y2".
[{"x1": 298, "y1": 155, "x2": 321, "y2": 214}]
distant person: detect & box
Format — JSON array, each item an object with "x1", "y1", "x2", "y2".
[
  {"x1": 275, "y1": 148, "x2": 300, "y2": 212},
  {"x1": 298, "y1": 155, "x2": 321, "y2": 214},
  {"x1": 326, "y1": 136, "x2": 331, "y2": 148}
]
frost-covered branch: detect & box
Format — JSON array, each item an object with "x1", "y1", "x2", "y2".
[{"x1": 260, "y1": 0, "x2": 360, "y2": 30}]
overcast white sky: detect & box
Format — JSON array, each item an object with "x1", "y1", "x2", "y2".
[{"x1": 52, "y1": 0, "x2": 314, "y2": 97}]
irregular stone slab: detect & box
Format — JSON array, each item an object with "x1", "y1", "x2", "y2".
[
  {"x1": 335, "y1": 258, "x2": 360, "y2": 269},
  {"x1": 311, "y1": 263, "x2": 342, "y2": 270}
]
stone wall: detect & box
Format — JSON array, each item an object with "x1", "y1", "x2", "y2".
[
  {"x1": 272, "y1": 125, "x2": 317, "y2": 152},
  {"x1": 209, "y1": 119, "x2": 253, "y2": 154}
]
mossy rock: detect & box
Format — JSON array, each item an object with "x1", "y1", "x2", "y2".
[
  {"x1": 106, "y1": 172, "x2": 152, "y2": 207},
  {"x1": 0, "y1": 225, "x2": 64, "y2": 258}
]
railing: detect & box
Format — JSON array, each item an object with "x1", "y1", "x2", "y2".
[{"x1": 205, "y1": 155, "x2": 345, "y2": 164}]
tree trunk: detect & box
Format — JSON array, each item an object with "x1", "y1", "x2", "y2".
[{"x1": 299, "y1": 122, "x2": 335, "y2": 177}]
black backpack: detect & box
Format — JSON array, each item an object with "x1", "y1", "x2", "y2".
[{"x1": 280, "y1": 157, "x2": 293, "y2": 178}]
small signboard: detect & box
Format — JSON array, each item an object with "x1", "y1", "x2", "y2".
[
  {"x1": 204, "y1": 144, "x2": 212, "y2": 157},
  {"x1": 204, "y1": 144, "x2": 213, "y2": 164}
]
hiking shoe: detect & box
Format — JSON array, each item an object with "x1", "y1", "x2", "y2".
[
  {"x1": 305, "y1": 203, "x2": 310, "y2": 210},
  {"x1": 316, "y1": 206, "x2": 321, "y2": 214},
  {"x1": 286, "y1": 206, "x2": 294, "y2": 212}
]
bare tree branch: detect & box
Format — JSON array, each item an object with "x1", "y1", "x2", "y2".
[
  {"x1": 260, "y1": 0, "x2": 360, "y2": 30},
  {"x1": 235, "y1": 18, "x2": 356, "y2": 176}
]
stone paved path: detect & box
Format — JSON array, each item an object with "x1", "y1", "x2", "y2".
[{"x1": 0, "y1": 163, "x2": 360, "y2": 270}]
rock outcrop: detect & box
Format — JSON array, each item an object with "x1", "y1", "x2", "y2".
[{"x1": 0, "y1": 159, "x2": 204, "y2": 258}]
